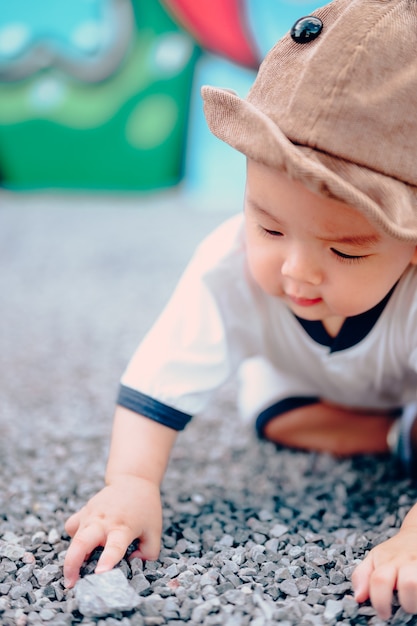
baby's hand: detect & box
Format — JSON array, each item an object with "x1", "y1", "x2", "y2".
[
  {"x1": 352, "y1": 527, "x2": 417, "y2": 620},
  {"x1": 63, "y1": 475, "x2": 162, "y2": 588}
]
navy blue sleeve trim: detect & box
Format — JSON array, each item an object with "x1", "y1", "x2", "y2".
[
  {"x1": 117, "y1": 384, "x2": 193, "y2": 431},
  {"x1": 256, "y1": 396, "x2": 320, "y2": 438}
]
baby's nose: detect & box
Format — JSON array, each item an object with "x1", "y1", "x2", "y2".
[{"x1": 281, "y1": 248, "x2": 322, "y2": 285}]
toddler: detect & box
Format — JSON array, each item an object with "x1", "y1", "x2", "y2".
[{"x1": 64, "y1": 0, "x2": 417, "y2": 619}]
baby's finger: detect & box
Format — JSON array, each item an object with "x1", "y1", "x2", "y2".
[
  {"x1": 64, "y1": 511, "x2": 82, "y2": 537},
  {"x1": 368, "y1": 564, "x2": 396, "y2": 621},
  {"x1": 133, "y1": 529, "x2": 161, "y2": 562},
  {"x1": 397, "y1": 562, "x2": 417, "y2": 615},
  {"x1": 351, "y1": 555, "x2": 373, "y2": 602},
  {"x1": 95, "y1": 528, "x2": 133, "y2": 575},
  {"x1": 64, "y1": 524, "x2": 105, "y2": 588}
]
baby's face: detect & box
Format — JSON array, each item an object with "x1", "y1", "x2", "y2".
[{"x1": 244, "y1": 159, "x2": 417, "y2": 332}]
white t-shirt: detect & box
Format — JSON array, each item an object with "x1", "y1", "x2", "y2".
[{"x1": 118, "y1": 214, "x2": 417, "y2": 432}]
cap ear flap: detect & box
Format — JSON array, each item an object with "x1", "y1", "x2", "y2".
[{"x1": 201, "y1": 86, "x2": 238, "y2": 98}]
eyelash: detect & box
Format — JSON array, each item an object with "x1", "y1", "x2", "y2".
[
  {"x1": 260, "y1": 228, "x2": 367, "y2": 264},
  {"x1": 260, "y1": 227, "x2": 283, "y2": 238},
  {"x1": 331, "y1": 248, "x2": 366, "y2": 263}
]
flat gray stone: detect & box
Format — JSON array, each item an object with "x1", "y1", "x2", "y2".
[
  {"x1": 323, "y1": 598, "x2": 344, "y2": 623},
  {"x1": 34, "y1": 564, "x2": 61, "y2": 586},
  {"x1": 270, "y1": 523, "x2": 289, "y2": 538},
  {"x1": 74, "y1": 569, "x2": 141, "y2": 618},
  {"x1": 130, "y1": 571, "x2": 151, "y2": 594},
  {"x1": 279, "y1": 579, "x2": 299, "y2": 597},
  {"x1": 1, "y1": 543, "x2": 27, "y2": 561}
]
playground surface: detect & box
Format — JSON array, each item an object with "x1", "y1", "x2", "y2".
[{"x1": 1, "y1": 190, "x2": 416, "y2": 625}]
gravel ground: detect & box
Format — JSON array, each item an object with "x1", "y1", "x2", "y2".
[{"x1": 2, "y1": 190, "x2": 417, "y2": 626}]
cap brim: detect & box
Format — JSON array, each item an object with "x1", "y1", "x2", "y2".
[{"x1": 202, "y1": 85, "x2": 417, "y2": 241}]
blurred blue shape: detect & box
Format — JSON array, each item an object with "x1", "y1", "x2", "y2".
[
  {"x1": 245, "y1": 0, "x2": 321, "y2": 58},
  {"x1": 0, "y1": 0, "x2": 108, "y2": 61},
  {"x1": 183, "y1": 53, "x2": 255, "y2": 209},
  {"x1": 0, "y1": 0, "x2": 133, "y2": 82}
]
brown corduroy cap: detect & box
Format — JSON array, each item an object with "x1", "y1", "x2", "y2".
[{"x1": 202, "y1": 0, "x2": 417, "y2": 241}]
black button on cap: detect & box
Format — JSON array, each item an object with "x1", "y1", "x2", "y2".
[{"x1": 290, "y1": 16, "x2": 323, "y2": 43}]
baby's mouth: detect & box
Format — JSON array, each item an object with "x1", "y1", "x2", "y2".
[{"x1": 287, "y1": 294, "x2": 323, "y2": 307}]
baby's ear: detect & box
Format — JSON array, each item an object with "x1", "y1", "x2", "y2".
[{"x1": 410, "y1": 246, "x2": 417, "y2": 266}]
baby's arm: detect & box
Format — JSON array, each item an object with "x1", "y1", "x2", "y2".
[
  {"x1": 63, "y1": 406, "x2": 177, "y2": 588},
  {"x1": 352, "y1": 503, "x2": 417, "y2": 619},
  {"x1": 263, "y1": 401, "x2": 394, "y2": 456}
]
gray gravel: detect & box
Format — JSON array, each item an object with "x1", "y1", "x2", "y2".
[{"x1": 1, "y1": 190, "x2": 417, "y2": 626}]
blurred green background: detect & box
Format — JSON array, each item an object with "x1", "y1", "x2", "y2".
[{"x1": 0, "y1": 0, "x2": 319, "y2": 195}]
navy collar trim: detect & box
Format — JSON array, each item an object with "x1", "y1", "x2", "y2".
[{"x1": 295, "y1": 284, "x2": 396, "y2": 353}]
